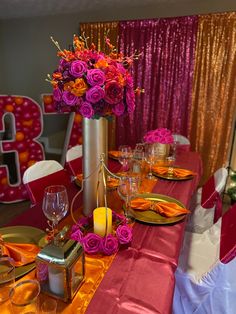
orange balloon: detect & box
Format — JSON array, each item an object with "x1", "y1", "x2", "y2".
[
  {"x1": 19, "y1": 151, "x2": 29, "y2": 163},
  {"x1": 22, "y1": 120, "x2": 33, "y2": 127},
  {"x1": 1, "y1": 177, "x2": 8, "y2": 185},
  {"x1": 74, "y1": 114, "x2": 82, "y2": 124},
  {"x1": 43, "y1": 95, "x2": 53, "y2": 105},
  {"x1": 15, "y1": 131, "x2": 25, "y2": 141},
  {"x1": 5, "y1": 104, "x2": 14, "y2": 112},
  {"x1": 15, "y1": 97, "x2": 24, "y2": 105},
  {"x1": 28, "y1": 160, "x2": 36, "y2": 167}
]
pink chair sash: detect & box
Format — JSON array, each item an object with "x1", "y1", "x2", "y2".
[
  {"x1": 24, "y1": 169, "x2": 73, "y2": 206},
  {"x1": 201, "y1": 175, "x2": 222, "y2": 223},
  {"x1": 65, "y1": 157, "x2": 83, "y2": 177},
  {"x1": 220, "y1": 203, "x2": 236, "y2": 263}
]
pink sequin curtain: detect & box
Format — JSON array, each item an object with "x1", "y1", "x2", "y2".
[{"x1": 116, "y1": 17, "x2": 198, "y2": 147}]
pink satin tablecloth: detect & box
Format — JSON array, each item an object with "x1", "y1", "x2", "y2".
[{"x1": 86, "y1": 151, "x2": 202, "y2": 314}]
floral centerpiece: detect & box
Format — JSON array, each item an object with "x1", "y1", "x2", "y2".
[
  {"x1": 143, "y1": 128, "x2": 174, "y2": 144},
  {"x1": 70, "y1": 211, "x2": 132, "y2": 255},
  {"x1": 144, "y1": 128, "x2": 174, "y2": 158},
  {"x1": 47, "y1": 34, "x2": 139, "y2": 119}
]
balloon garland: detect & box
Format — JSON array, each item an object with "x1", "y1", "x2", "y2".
[{"x1": 0, "y1": 95, "x2": 44, "y2": 203}]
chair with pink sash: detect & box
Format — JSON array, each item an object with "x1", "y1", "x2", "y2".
[
  {"x1": 186, "y1": 167, "x2": 228, "y2": 233},
  {"x1": 65, "y1": 145, "x2": 83, "y2": 177},
  {"x1": 173, "y1": 203, "x2": 236, "y2": 314}
]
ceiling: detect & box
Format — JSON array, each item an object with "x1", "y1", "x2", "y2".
[{"x1": 0, "y1": 0, "x2": 175, "y2": 20}]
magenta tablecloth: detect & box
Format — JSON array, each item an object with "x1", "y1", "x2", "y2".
[{"x1": 85, "y1": 151, "x2": 202, "y2": 314}]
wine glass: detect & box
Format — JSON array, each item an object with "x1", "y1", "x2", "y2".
[
  {"x1": 42, "y1": 185, "x2": 69, "y2": 238},
  {"x1": 117, "y1": 176, "x2": 140, "y2": 222},
  {"x1": 118, "y1": 145, "x2": 133, "y2": 172},
  {"x1": 145, "y1": 144, "x2": 157, "y2": 179}
]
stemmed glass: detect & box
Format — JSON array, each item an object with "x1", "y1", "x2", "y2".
[
  {"x1": 117, "y1": 176, "x2": 140, "y2": 222},
  {"x1": 145, "y1": 144, "x2": 157, "y2": 179},
  {"x1": 42, "y1": 185, "x2": 69, "y2": 240},
  {"x1": 118, "y1": 145, "x2": 133, "y2": 172}
]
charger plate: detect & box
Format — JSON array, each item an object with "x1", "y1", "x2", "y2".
[
  {"x1": 129, "y1": 193, "x2": 186, "y2": 224},
  {"x1": 0, "y1": 226, "x2": 45, "y2": 279},
  {"x1": 153, "y1": 167, "x2": 194, "y2": 181}
]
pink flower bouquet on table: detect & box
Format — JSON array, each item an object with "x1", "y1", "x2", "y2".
[
  {"x1": 143, "y1": 128, "x2": 174, "y2": 144},
  {"x1": 47, "y1": 35, "x2": 140, "y2": 119},
  {"x1": 70, "y1": 211, "x2": 132, "y2": 256}
]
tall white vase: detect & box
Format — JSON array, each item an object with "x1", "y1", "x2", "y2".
[{"x1": 82, "y1": 117, "x2": 108, "y2": 216}]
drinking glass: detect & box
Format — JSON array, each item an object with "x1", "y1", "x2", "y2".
[
  {"x1": 41, "y1": 299, "x2": 57, "y2": 314},
  {"x1": 9, "y1": 279, "x2": 40, "y2": 313},
  {"x1": 0, "y1": 256, "x2": 15, "y2": 303},
  {"x1": 42, "y1": 185, "x2": 69, "y2": 237},
  {"x1": 117, "y1": 176, "x2": 140, "y2": 221},
  {"x1": 118, "y1": 145, "x2": 133, "y2": 172},
  {"x1": 145, "y1": 144, "x2": 157, "y2": 179}
]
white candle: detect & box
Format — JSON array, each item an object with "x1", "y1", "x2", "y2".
[
  {"x1": 48, "y1": 266, "x2": 64, "y2": 295},
  {"x1": 93, "y1": 207, "x2": 112, "y2": 237}
]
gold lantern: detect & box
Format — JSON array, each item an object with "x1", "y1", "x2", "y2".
[{"x1": 35, "y1": 235, "x2": 84, "y2": 302}]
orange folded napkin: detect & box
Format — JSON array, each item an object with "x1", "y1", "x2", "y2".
[
  {"x1": 130, "y1": 197, "x2": 190, "y2": 217},
  {"x1": 108, "y1": 151, "x2": 121, "y2": 158},
  {"x1": 76, "y1": 173, "x2": 119, "y2": 189},
  {"x1": 152, "y1": 166, "x2": 196, "y2": 178},
  {"x1": 0, "y1": 236, "x2": 40, "y2": 267},
  {"x1": 107, "y1": 177, "x2": 119, "y2": 188}
]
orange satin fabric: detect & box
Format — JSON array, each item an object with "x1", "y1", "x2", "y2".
[
  {"x1": 0, "y1": 238, "x2": 39, "y2": 267},
  {"x1": 152, "y1": 165, "x2": 196, "y2": 177},
  {"x1": 130, "y1": 197, "x2": 190, "y2": 217},
  {"x1": 189, "y1": 12, "x2": 236, "y2": 185}
]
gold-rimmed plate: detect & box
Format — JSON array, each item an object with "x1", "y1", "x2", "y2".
[
  {"x1": 0, "y1": 226, "x2": 46, "y2": 279},
  {"x1": 153, "y1": 167, "x2": 194, "y2": 181},
  {"x1": 129, "y1": 193, "x2": 186, "y2": 224}
]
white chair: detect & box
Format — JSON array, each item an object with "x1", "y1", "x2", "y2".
[
  {"x1": 23, "y1": 160, "x2": 72, "y2": 206},
  {"x1": 173, "y1": 203, "x2": 236, "y2": 314},
  {"x1": 173, "y1": 134, "x2": 190, "y2": 145},
  {"x1": 186, "y1": 168, "x2": 228, "y2": 233},
  {"x1": 65, "y1": 145, "x2": 83, "y2": 177}
]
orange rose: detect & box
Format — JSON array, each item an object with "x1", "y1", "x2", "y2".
[{"x1": 71, "y1": 78, "x2": 88, "y2": 97}]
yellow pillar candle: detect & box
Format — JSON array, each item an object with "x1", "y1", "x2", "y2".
[{"x1": 93, "y1": 207, "x2": 112, "y2": 237}]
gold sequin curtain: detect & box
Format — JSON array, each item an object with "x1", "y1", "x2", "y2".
[
  {"x1": 189, "y1": 12, "x2": 236, "y2": 185},
  {"x1": 79, "y1": 22, "x2": 119, "y2": 150}
]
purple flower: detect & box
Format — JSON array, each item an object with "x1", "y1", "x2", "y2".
[
  {"x1": 70, "y1": 60, "x2": 87, "y2": 78},
  {"x1": 77, "y1": 216, "x2": 90, "y2": 227},
  {"x1": 116, "y1": 225, "x2": 132, "y2": 244},
  {"x1": 82, "y1": 233, "x2": 102, "y2": 254},
  {"x1": 37, "y1": 263, "x2": 48, "y2": 281},
  {"x1": 112, "y1": 102, "x2": 125, "y2": 116},
  {"x1": 104, "y1": 81, "x2": 123, "y2": 104},
  {"x1": 79, "y1": 101, "x2": 94, "y2": 118},
  {"x1": 71, "y1": 228, "x2": 83, "y2": 243},
  {"x1": 101, "y1": 234, "x2": 119, "y2": 255},
  {"x1": 86, "y1": 69, "x2": 106, "y2": 86},
  {"x1": 58, "y1": 59, "x2": 69, "y2": 72},
  {"x1": 62, "y1": 91, "x2": 79, "y2": 106},
  {"x1": 53, "y1": 88, "x2": 62, "y2": 101},
  {"x1": 86, "y1": 86, "x2": 105, "y2": 104}
]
